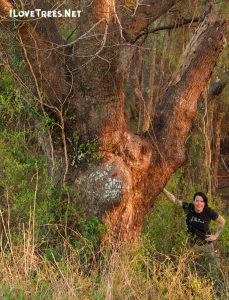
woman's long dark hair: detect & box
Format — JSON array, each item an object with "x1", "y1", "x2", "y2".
[{"x1": 193, "y1": 192, "x2": 208, "y2": 206}]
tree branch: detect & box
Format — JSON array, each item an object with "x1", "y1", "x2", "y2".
[
  {"x1": 122, "y1": 0, "x2": 178, "y2": 43},
  {"x1": 135, "y1": 17, "x2": 200, "y2": 41},
  {"x1": 152, "y1": 18, "x2": 228, "y2": 168},
  {"x1": 0, "y1": 0, "x2": 67, "y2": 107}
]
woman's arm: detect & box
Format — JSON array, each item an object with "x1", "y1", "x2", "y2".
[
  {"x1": 163, "y1": 188, "x2": 183, "y2": 206},
  {"x1": 205, "y1": 215, "x2": 226, "y2": 242}
]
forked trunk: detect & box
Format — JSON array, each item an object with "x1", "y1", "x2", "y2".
[{"x1": 0, "y1": 0, "x2": 227, "y2": 242}]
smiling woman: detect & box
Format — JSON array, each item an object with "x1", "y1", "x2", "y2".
[
  {"x1": 163, "y1": 189, "x2": 226, "y2": 245},
  {"x1": 162, "y1": 188, "x2": 226, "y2": 288}
]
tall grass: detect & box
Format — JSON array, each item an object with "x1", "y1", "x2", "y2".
[
  {"x1": 0, "y1": 180, "x2": 228, "y2": 299},
  {"x1": 0, "y1": 217, "x2": 228, "y2": 300}
]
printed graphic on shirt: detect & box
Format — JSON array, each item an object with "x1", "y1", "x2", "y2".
[{"x1": 190, "y1": 216, "x2": 206, "y2": 224}]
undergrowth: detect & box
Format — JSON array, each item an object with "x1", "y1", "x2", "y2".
[
  {"x1": 0, "y1": 66, "x2": 228, "y2": 300},
  {"x1": 0, "y1": 224, "x2": 228, "y2": 300}
]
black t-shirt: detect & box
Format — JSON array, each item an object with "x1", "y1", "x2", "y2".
[{"x1": 182, "y1": 202, "x2": 219, "y2": 243}]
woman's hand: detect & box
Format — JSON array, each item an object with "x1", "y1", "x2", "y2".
[
  {"x1": 205, "y1": 215, "x2": 226, "y2": 242},
  {"x1": 205, "y1": 234, "x2": 218, "y2": 242}
]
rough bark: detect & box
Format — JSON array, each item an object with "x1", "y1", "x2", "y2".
[
  {"x1": 0, "y1": 0, "x2": 228, "y2": 242},
  {"x1": 122, "y1": 0, "x2": 178, "y2": 42},
  {"x1": 153, "y1": 19, "x2": 227, "y2": 166}
]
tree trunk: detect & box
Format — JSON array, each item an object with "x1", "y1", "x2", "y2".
[{"x1": 0, "y1": 0, "x2": 228, "y2": 242}]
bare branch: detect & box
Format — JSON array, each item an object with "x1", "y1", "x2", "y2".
[
  {"x1": 135, "y1": 17, "x2": 200, "y2": 41},
  {"x1": 122, "y1": 0, "x2": 178, "y2": 43}
]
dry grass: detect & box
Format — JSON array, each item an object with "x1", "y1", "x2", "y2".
[
  {"x1": 0, "y1": 231, "x2": 228, "y2": 300},
  {"x1": 0, "y1": 205, "x2": 228, "y2": 299}
]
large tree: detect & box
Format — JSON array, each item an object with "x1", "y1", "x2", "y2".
[{"x1": 0, "y1": 0, "x2": 228, "y2": 241}]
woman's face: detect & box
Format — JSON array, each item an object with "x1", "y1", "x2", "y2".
[{"x1": 193, "y1": 195, "x2": 205, "y2": 213}]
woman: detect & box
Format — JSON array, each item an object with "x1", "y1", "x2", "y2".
[
  {"x1": 163, "y1": 189, "x2": 226, "y2": 293},
  {"x1": 163, "y1": 189, "x2": 226, "y2": 245}
]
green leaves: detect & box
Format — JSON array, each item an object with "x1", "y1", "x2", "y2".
[{"x1": 70, "y1": 134, "x2": 101, "y2": 167}]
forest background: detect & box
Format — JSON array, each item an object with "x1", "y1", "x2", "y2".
[{"x1": 0, "y1": 0, "x2": 228, "y2": 299}]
